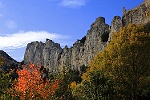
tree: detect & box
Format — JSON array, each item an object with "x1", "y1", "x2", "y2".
[
  {"x1": 0, "y1": 56, "x2": 4, "y2": 66},
  {"x1": 89, "y1": 24, "x2": 150, "y2": 99},
  {"x1": 73, "y1": 69, "x2": 115, "y2": 100},
  {"x1": 0, "y1": 56, "x2": 15, "y2": 100},
  {"x1": 54, "y1": 66, "x2": 81, "y2": 100},
  {"x1": 10, "y1": 63, "x2": 60, "y2": 100}
]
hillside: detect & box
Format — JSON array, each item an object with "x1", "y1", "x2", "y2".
[{"x1": 0, "y1": 50, "x2": 19, "y2": 72}]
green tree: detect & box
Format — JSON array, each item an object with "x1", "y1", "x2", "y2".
[
  {"x1": 54, "y1": 66, "x2": 81, "y2": 100},
  {"x1": 73, "y1": 70, "x2": 115, "y2": 100},
  {"x1": 0, "y1": 56, "x2": 4, "y2": 66},
  {"x1": 0, "y1": 56, "x2": 15, "y2": 100},
  {"x1": 89, "y1": 24, "x2": 150, "y2": 99}
]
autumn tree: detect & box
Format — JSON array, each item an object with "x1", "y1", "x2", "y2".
[
  {"x1": 89, "y1": 24, "x2": 150, "y2": 99},
  {"x1": 10, "y1": 63, "x2": 60, "y2": 100}
]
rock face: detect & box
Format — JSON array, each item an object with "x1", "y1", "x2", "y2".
[
  {"x1": 108, "y1": 0, "x2": 150, "y2": 42},
  {"x1": 24, "y1": 17, "x2": 109, "y2": 72},
  {"x1": 122, "y1": 2, "x2": 149, "y2": 26},
  {"x1": 24, "y1": 39, "x2": 63, "y2": 72},
  {"x1": 24, "y1": 1, "x2": 150, "y2": 72}
]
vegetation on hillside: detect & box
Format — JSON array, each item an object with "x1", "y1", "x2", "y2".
[
  {"x1": 0, "y1": 24, "x2": 150, "y2": 100},
  {"x1": 72, "y1": 24, "x2": 150, "y2": 100}
]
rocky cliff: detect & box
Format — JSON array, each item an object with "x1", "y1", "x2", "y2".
[
  {"x1": 109, "y1": 0, "x2": 150, "y2": 41},
  {"x1": 24, "y1": 17, "x2": 109, "y2": 72},
  {"x1": 24, "y1": 0, "x2": 150, "y2": 72}
]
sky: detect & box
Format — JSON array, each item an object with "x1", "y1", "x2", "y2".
[{"x1": 0, "y1": 0, "x2": 144, "y2": 62}]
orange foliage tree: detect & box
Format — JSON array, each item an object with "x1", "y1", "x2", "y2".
[{"x1": 10, "y1": 63, "x2": 60, "y2": 100}]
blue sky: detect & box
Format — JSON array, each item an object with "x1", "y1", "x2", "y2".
[{"x1": 0, "y1": 0, "x2": 144, "y2": 61}]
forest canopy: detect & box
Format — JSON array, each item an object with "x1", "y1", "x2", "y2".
[{"x1": 74, "y1": 24, "x2": 150, "y2": 100}]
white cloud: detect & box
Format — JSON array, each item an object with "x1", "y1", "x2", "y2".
[
  {"x1": 5, "y1": 20, "x2": 17, "y2": 29},
  {"x1": 0, "y1": 31, "x2": 69, "y2": 50},
  {"x1": 60, "y1": 0, "x2": 86, "y2": 8}
]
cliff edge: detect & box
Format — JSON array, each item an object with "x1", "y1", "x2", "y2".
[{"x1": 24, "y1": 1, "x2": 150, "y2": 72}]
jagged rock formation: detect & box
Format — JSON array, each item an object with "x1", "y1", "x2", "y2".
[
  {"x1": 24, "y1": 40, "x2": 62, "y2": 72},
  {"x1": 109, "y1": 0, "x2": 150, "y2": 42},
  {"x1": 24, "y1": 17, "x2": 109, "y2": 72},
  {"x1": 24, "y1": 0, "x2": 150, "y2": 72}
]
